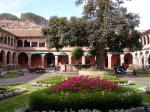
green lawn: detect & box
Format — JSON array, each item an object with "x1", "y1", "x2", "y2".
[
  {"x1": 0, "y1": 84, "x2": 44, "y2": 112},
  {"x1": 137, "y1": 73, "x2": 150, "y2": 77},
  {"x1": 0, "y1": 72, "x2": 18, "y2": 79}
]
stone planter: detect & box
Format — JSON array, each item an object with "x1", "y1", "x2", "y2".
[{"x1": 79, "y1": 70, "x2": 115, "y2": 76}]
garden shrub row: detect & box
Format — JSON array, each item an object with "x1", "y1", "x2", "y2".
[
  {"x1": 29, "y1": 76, "x2": 142, "y2": 111},
  {"x1": 29, "y1": 87, "x2": 142, "y2": 111}
]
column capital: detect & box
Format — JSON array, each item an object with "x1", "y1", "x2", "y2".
[{"x1": 107, "y1": 53, "x2": 112, "y2": 58}]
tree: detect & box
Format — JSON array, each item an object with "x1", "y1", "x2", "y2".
[
  {"x1": 71, "y1": 47, "x2": 84, "y2": 64},
  {"x1": 42, "y1": 16, "x2": 68, "y2": 51},
  {"x1": 61, "y1": 17, "x2": 90, "y2": 47},
  {"x1": 76, "y1": 0, "x2": 142, "y2": 67}
]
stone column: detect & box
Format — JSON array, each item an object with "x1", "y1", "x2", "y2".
[
  {"x1": 82, "y1": 56, "x2": 86, "y2": 65},
  {"x1": 107, "y1": 54, "x2": 112, "y2": 69},
  {"x1": 28, "y1": 54, "x2": 32, "y2": 67},
  {"x1": 68, "y1": 55, "x2": 72, "y2": 64},
  {"x1": 38, "y1": 42, "x2": 40, "y2": 47},
  {"x1": 30, "y1": 41, "x2": 32, "y2": 47},
  {"x1": 55, "y1": 55, "x2": 58, "y2": 65},
  {"x1": 120, "y1": 54, "x2": 125, "y2": 65},
  {"x1": 41, "y1": 54, "x2": 45, "y2": 67}
]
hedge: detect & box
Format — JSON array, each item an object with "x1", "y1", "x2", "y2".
[{"x1": 29, "y1": 87, "x2": 142, "y2": 111}]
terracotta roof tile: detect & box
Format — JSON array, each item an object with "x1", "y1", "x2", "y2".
[
  {"x1": 141, "y1": 29, "x2": 150, "y2": 36},
  {"x1": 5, "y1": 29, "x2": 44, "y2": 37}
]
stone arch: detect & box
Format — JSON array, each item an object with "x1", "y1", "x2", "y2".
[
  {"x1": 143, "y1": 37, "x2": 146, "y2": 45},
  {"x1": 17, "y1": 40, "x2": 23, "y2": 47},
  {"x1": 4, "y1": 36, "x2": 7, "y2": 44},
  {"x1": 104, "y1": 53, "x2": 108, "y2": 67},
  {"x1": 11, "y1": 38, "x2": 13, "y2": 46},
  {"x1": 147, "y1": 35, "x2": 150, "y2": 44},
  {"x1": 18, "y1": 52, "x2": 28, "y2": 68},
  {"x1": 12, "y1": 52, "x2": 16, "y2": 64},
  {"x1": 111, "y1": 54, "x2": 120, "y2": 66},
  {"x1": 124, "y1": 53, "x2": 133, "y2": 65},
  {"x1": 6, "y1": 51, "x2": 11, "y2": 64},
  {"x1": 44, "y1": 53, "x2": 55, "y2": 67},
  {"x1": 24, "y1": 40, "x2": 30, "y2": 47},
  {"x1": 140, "y1": 52, "x2": 144, "y2": 65},
  {"x1": 31, "y1": 54, "x2": 42, "y2": 67},
  {"x1": 8, "y1": 37, "x2": 10, "y2": 45},
  {"x1": 0, "y1": 34, "x2": 4, "y2": 43},
  {"x1": 58, "y1": 55, "x2": 68, "y2": 65},
  {"x1": 0, "y1": 50, "x2": 5, "y2": 64},
  {"x1": 14, "y1": 39, "x2": 16, "y2": 46}
]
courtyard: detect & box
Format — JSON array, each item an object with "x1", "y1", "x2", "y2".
[{"x1": 0, "y1": 69, "x2": 150, "y2": 112}]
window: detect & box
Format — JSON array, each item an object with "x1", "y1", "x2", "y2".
[
  {"x1": 32, "y1": 42, "x2": 37, "y2": 47},
  {"x1": 39, "y1": 42, "x2": 45, "y2": 47}
]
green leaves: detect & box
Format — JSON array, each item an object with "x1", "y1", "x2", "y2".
[
  {"x1": 71, "y1": 47, "x2": 84, "y2": 61},
  {"x1": 42, "y1": 16, "x2": 68, "y2": 51}
]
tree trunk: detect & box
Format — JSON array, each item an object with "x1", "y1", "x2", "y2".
[{"x1": 95, "y1": 44, "x2": 105, "y2": 69}]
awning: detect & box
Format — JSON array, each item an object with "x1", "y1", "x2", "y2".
[
  {"x1": 52, "y1": 52, "x2": 67, "y2": 56},
  {"x1": 32, "y1": 51, "x2": 48, "y2": 55}
]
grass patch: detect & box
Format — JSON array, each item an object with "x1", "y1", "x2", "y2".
[
  {"x1": 137, "y1": 73, "x2": 150, "y2": 77},
  {"x1": 37, "y1": 76, "x2": 66, "y2": 85},
  {"x1": 0, "y1": 84, "x2": 44, "y2": 112},
  {"x1": 0, "y1": 71, "x2": 18, "y2": 79}
]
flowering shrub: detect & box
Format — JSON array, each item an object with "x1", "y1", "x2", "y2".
[{"x1": 52, "y1": 76, "x2": 119, "y2": 93}]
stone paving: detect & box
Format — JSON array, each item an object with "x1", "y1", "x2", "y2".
[
  {"x1": 0, "y1": 71, "x2": 150, "y2": 86},
  {"x1": 0, "y1": 71, "x2": 78, "y2": 86}
]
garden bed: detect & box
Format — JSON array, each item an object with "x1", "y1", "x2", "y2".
[
  {"x1": 29, "y1": 76, "x2": 142, "y2": 111},
  {"x1": 0, "y1": 86, "x2": 27, "y2": 100}
]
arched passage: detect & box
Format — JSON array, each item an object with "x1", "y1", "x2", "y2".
[
  {"x1": 31, "y1": 54, "x2": 41, "y2": 67},
  {"x1": 17, "y1": 40, "x2": 23, "y2": 47},
  {"x1": 12, "y1": 52, "x2": 16, "y2": 64},
  {"x1": 4, "y1": 36, "x2": 7, "y2": 44},
  {"x1": 111, "y1": 54, "x2": 120, "y2": 66},
  {"x1": 7, "y1": 51, "x2": 11, "y2": 64},
  {"x1": 58, "y1": 55, "x2": 68, "y2": 64},
  {"x1": 44, "y1": 53, "x2": 55, "y2": 67},
  {"x1": 124, "y1": 53, "x2": 133, "y2": 65},
  {"x1": 18, "y1": 52, "x2": 28, "y2": 68},
  {"x1": 0, "y1": 50, "x2": 5, "y2": 64},
  {"x1": 85, "y1": 56, "x2": 95, "y2": 65},
  {"x1": 24, "y1": 40, "x2": 30, "y2": 47}
]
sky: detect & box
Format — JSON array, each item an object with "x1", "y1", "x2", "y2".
[{"x1": 0, "y1": 0, "x2": 149, "y2": 30}]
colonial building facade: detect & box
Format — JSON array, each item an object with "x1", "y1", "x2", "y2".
[{"x1": 0, "y1": 28, "x2": 149, "y2": 69}]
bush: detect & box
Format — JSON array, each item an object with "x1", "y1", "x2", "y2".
[
  {"x1": 71, "y1": 47, "x2": 84, "y2": 64},
  {"x1": 29, "y1": 76, "x2": 142, "y2": 111},
  {"x1": 29, "y1": 87, "x2": 142, "y2": 111}
]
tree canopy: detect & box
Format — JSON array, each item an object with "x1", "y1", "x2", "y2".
[
  {"x1": 42, "y1": 16, "x2": 68, "y2": 51},
  {"x1": 75, "y1": 0, "x2": 142, "y2": 67},
  {"x1": 42, "y1": 0, "x2": 142, "y2": 67}
]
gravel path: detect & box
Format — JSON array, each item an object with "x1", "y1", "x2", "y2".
[
  {"x1": 0, "y1": 71, "x2": 78, "y2": 86},
  {"x1": 0, "y1": 72, "x2": 150, "y2": 86}
]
